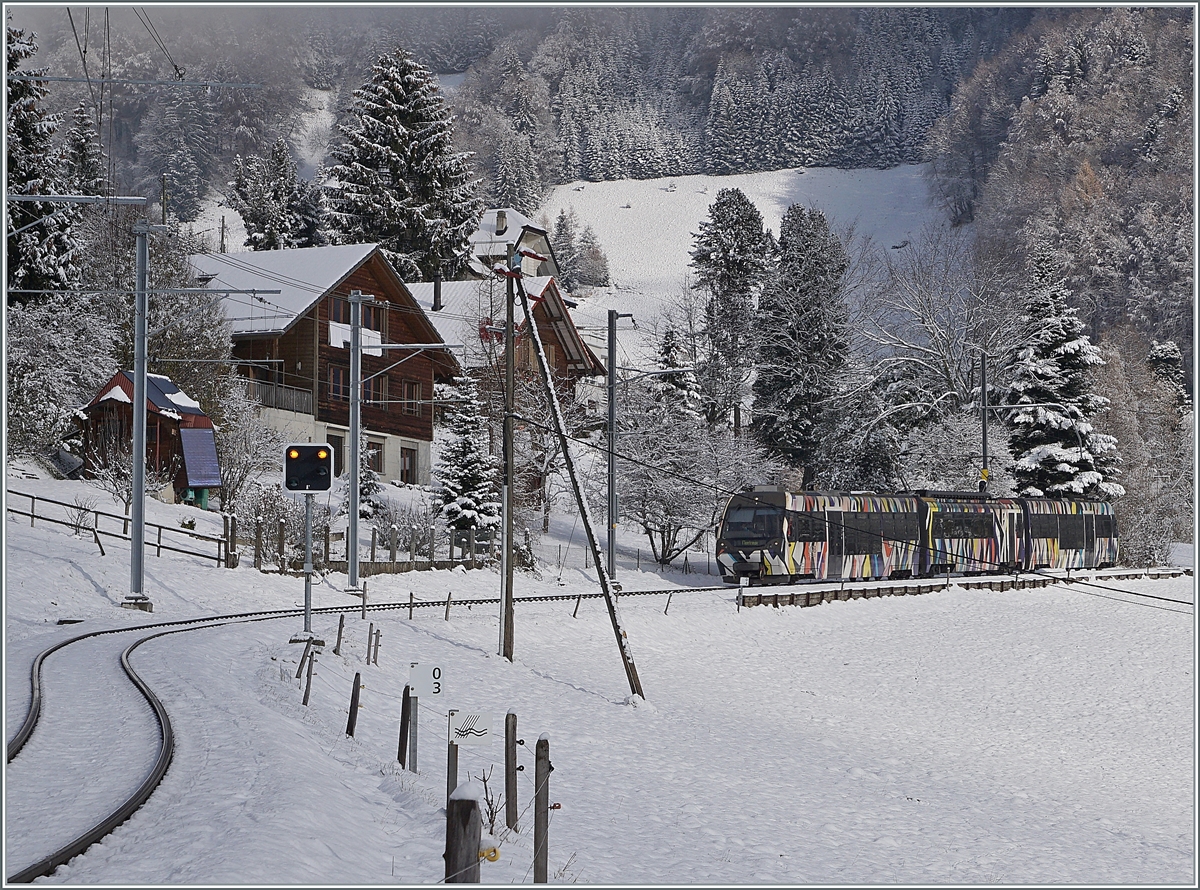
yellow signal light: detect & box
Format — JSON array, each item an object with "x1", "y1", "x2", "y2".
[
  {"x1": 288, "y1": 448, "x2": 300, "y2": 459},
  {"x1": 316, "y1": 449, "x2": 328, "y2": 459}
]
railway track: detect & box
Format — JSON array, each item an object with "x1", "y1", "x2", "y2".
[{"x1": 7, "y1": 568, "x2": 1180, "y2": 881}]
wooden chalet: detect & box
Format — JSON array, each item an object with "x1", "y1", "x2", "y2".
[
  {"x1": 77, "y1": 371, "x2": 221, "y2": 508},
  {"x1": 190, "y1": 244, "x2": 459, "y2": 485},
  {"x1": 405, "y1": 275, "x2": 605, "y2": 398}
]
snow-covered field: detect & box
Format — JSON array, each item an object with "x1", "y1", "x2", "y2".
[{"x1": 4, "y1": 461, "x2": 1195, "y2": 885}]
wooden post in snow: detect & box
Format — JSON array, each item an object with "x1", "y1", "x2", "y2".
[
  {"x1": 444, "y1": 788, "x2": 481, "y2": 883},
  {"x1": 505, "y1": 711, "x2": 519, "y2": 831},
  {"x1": 534, "y1": 735, "x2": 550, "y2": 883},
  {"x1": 346, "y1": 672, "x2": 362, "y2": 737}
]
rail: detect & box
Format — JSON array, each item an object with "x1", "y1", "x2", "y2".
[{"x1": 7, "y1": 490, "x2": 229, "y2": 567}]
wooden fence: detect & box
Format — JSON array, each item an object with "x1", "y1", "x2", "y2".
[{"x1": 7, "y1": 490, "x2": 232, "y2": 568}]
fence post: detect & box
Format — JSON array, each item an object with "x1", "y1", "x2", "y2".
[
  {"x1": 367, "y1": 622, "x2": 375, "y2": 664},
  {"x1": 346, "y1": 672, "x2": 362, "y2": 737},
  {"x1": 397, "y1": 685, "x2": 411, "y2": 767},
  {"x1": 371, "y1": 527, "x2": 377, "y2": 563},
  {"x1": 295, "y1": 638, "x2": 314, "y2": 679},
  {"x1": 254, "y1": 517, "x2": 263, "y2": 570},
  {"x1": 409, "y1": 694, "x2": 419, "y2": 772},
  {"x1": 390, "y1": 524, "x2": 398, "y2": 570},
  {"x1": 411, "y1": 525, "x2": 418, "y2": 564},
  {"x1": 446, "y1": 716, "x2": 459, "y2": 809},
  {"x1": 444, "y1": 589, "x2": 453, "y2": 621},
  {"x1": 30, "y1": 493, "x2": 36, "y2": 527},
  {"x1": 468, "y1": 528, "x2": 477, "y2": 568},
  {"x1": 302, "y1": 653, "x2": 315, "y2": 706},
  {"x1": 324, "y1": 525, "x2": 330, "y2": 564},
  {"x1": 227, "y1": 515, "x2": 238, "y2": 568},
  {"x1": 156, "y1": 525, "x2": 163, "y2": 557},
  {"x1": 409, "y1": 590, "x2": 415, "y2": 620},
  {"x1": 444, "y1": 787, "x2": 482, "y2": 883},
  {"x1": 534, "y1": 735, "x2": 550, "y2": 883},
  {"x1": 92, "y1": 525, "x2": 106, "y2": 557},
  {"x1": 278, "y1": 518, "x2": 286, "y2": 574},
  {"x1": 333, "y1": 613, "x2": 345, "y2": 656},
  {"x1": 374, "y1": 629, "x2": 381, "y2": 665},
  {"x1": 361, "y1": 584, "x2": 368, "y2": 620},
  {"x1": 505, "y1": 711, "x2": 519, "y2": 831}
]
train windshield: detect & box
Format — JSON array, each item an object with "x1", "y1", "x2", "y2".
[{"x1": 721, "y1": 506, "x2": 781, "y2": 539}]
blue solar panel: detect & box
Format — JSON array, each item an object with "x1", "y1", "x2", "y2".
[{"x1": 179, "y1": 428, "x2": 222, "y2": 488}]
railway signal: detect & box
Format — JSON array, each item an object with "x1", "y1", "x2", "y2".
[{"x1": 284, "y1": 443, "x2": 332, "y2": 491}]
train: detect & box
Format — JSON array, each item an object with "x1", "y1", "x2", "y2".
[{"x1": 715, "y1": 486, "x2": 1119, "y2": 585}]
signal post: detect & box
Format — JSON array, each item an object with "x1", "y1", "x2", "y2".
[{"x1": 285, "y1": 443, "x2": 333, "y2": 638}]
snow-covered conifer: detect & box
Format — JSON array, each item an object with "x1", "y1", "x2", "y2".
[
  {"x1": 1003, "y1": 252, "x2": 1123, "y2": 498},
  {"x1": 228, "y1": 138, "x2": 327, "y2": 250},
  {"x1": 689, "y1": 188, "x2": 773, "y2": 430},
  {"x1": 326, "y1": 48, "x2": 481, "y2": 280},
  {"x1": 435, "y1": 376, "x2": 501, "y2": 532},
  {"x1": 62, "y1": 100, "x2": 106, "y2": 195},
  {"x1": 6, "y1": 24, "x2": 81, "y2": 300},
  {"x1": 751, "y1": 204, "x2": 849, "y2": 477}
]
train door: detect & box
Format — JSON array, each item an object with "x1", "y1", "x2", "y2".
[
  {"x1": 826, "y1": 510, "x2": 844, "y2": 578},
  {"x1": 1084, "y1": 511, "x2": 1096, "y2": 568}
]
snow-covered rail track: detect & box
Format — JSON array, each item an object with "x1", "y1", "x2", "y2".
[{"x1": 5, "y1": 611, "x2": 304, "y2": 883}]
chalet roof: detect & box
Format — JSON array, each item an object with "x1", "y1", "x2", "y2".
[
  {"x1": 84, "y1": 371, "x2": 209, "y2": 421},
  {"x1": 406, "y1": 275, "x2": 604, "y2": 377},
  {"x1": 190, "y1": 243, "x2": 460, "y2": 379},
  {"x1": 189, "y1": 243, "x2": 379, "y2": 337},
  {"x1": 467, "y1": 208, "x2": 558, "y2": 279}
]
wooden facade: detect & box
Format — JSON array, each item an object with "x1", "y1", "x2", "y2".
[{"x1": 196, "y1": 245, "x2": 459, "y2": 485}]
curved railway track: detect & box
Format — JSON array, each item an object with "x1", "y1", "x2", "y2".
[{"x1": 8, "y1": 569, "x2": 1168, "y2": 882}]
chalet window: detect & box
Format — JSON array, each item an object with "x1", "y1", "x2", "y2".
[
  {"x1": 330, "y1": 297, "x2": 383, "y2": 332},
  {"x1": 363, "y1": 375, "x2": 387, "y2": 406},
  {"x1": 403, "y1": 380, "x2": 422, "y2": 416},
  {"x1": 329, "y1": 366, "x2": 350, "y2": 402},
  {"x1": 367, "y1": 438, "x2": 385, "y2": 474},
  {"x1": 545, "y1": 343, "x2": 557, "y2": 369},
  {"x1": 400, "y1": 446, "x2": 418, "y2": 485}
]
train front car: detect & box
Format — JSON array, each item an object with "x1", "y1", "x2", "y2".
[{"x1": 716, "y1": 487, "x2": 790, "y2": 585}]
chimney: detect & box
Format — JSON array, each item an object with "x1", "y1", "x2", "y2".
[
  {"x1": 495, "y1": 209, "x2": 508, "y2": 236},
  {"x1": 433, "y1": 267, "x2": 443, "y2": 311}
]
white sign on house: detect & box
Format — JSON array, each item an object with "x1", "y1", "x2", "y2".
[
  {"x1": 448, "y1": 710, "x2": 492, "y2": 747},
  {"x1": 409, "y1": 663, "x2": 444, "y2": 698}
]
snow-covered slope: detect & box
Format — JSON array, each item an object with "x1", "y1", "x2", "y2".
[
  {"x1": 538, "y1": 164, "x2": 943, "y2": 362},
  {"x1": 3, "y1": 461, "x2": 1195, "y2": 884}
]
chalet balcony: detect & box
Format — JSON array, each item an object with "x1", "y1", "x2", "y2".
[{"x1": 241, "y1": 376, "x2": 313, "y2": 415}]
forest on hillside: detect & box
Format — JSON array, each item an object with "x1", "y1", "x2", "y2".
[{"x1": 6, "y1": 6, "x2": 1194, "y2": 565}]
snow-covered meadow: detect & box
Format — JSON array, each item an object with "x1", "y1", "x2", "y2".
[{"x1": 3, "y1": 461, "x2": 1195, "y2": 885}]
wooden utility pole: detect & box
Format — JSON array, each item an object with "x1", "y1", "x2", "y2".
[{"x1": 513, "y1": 269, "x2": 645, "y2": 699}]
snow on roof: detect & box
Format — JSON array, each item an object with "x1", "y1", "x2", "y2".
[
  {"x1": 189, "y1": 243, "x2": 379, "y2": 336},
  {"x1": 98, "y1": 386, "x2": 131, "y2": 404},
  {"x1": 469, "y1": 208, "x2": 542, "y2": 255}
]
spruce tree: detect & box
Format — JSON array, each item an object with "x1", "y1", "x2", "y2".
[
  {"x1": 689, "y1": 188, "x2": 774, "y2": 431},
  {"x1": 436, "y1": 376, "x2": 501, "y2": 532},
  {"x1": 6, "y1": 23, "x2": 81, "y2": 301},
  {"x1": 1003, "y1": 252, "x2": 1122, "y2": 498},
  {"x1": 751, "y1": 205, "x2": 849, "y2": 478},
  {"x1": 62, "y1": 101, "x2": 106, "y2": 195},
  {"x1": 228, "y1": 138, "x2": 326, "y2": 250},
  {"x1": 327, "y1": 48, "x2": 481, "y2": 280}
]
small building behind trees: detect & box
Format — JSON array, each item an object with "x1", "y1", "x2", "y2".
[{"x1": 77, "y1": 371, "x2": 222, "y2": 508}]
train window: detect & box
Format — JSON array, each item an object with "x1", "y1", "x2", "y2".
[
  {"x1": 788, "y1": 512, "x2": 827, "y2": 542},
  {"x1": 722, "y1": 507, "x2": 780, "y2": 539},
  {"x1": 1029, "y1": 514, "x2": 1058, "y2": 538},
  {"x1": 842, "y1": 512, "x2": 880, "y2": 553},
  {"x1": 1060, "y1": 515, "x2": 1085, "y2": 549},
  {"x1": 1095, "y1": 514, "x2": 1115, "y2": 538},
  {"x1": 882, "y1": 512, "x2": 920, "y2": 542},
  {"x1": 932, "y1": 512, "x2": 994, "y2": 539}
]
